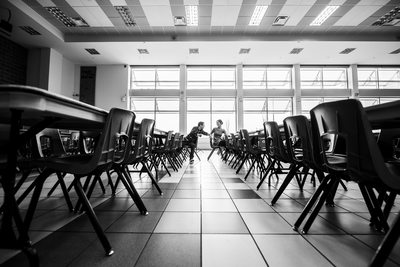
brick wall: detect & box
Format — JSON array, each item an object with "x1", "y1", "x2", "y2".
[{"x1": 0, "y1": 34, "x2": 27, "y2": 85}]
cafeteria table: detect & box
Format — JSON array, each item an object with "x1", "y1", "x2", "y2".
[{"x1": 0, "y1": 85, "x2": 108, "y2": 266}]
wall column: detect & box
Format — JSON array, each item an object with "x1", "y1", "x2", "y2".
[
  {"x1": 237, "y1": 64, "x2": 243, "y2": 130},
  {"x1": 179, "y1": 64, "x2": 187, "y2": 134},
  {"x1": 293, "y1": 64, "x2": 301, "y2": 115},
  {"x1": 349, "y1": 64, "x2": 359, "y2": 99}
]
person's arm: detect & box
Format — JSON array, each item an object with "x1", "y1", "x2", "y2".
[{"x1": 200, "y1": 130, "x2": 209, "y2": 136}]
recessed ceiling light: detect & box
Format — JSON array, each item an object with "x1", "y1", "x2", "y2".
[
  {"x1": 249, "y1": 6, "x2": 268, "y2": 26},
  {"x1": 189, "y1": 48, "x2": 199, "y2": 54},
  {"x1": 174, "y1": 16, "x2": 187, "y2": 26},
  {"x1": 46, "y1": 7, "x2": 76, "y2": 27},
  {"x1": 70, "y1": 17, "x2": 89, "y2": 27},
  {"x1": 19, "y1": 26, "x2": 41, "y2": 35},
  {"x1": 310, "y1": 5, "x2": 339, "y2": 26},
  {"x1": 85, "y1": 48, "x2": 100, "y2": 55},
  {"x1": 290, "y1": 48, "x2": 303, "y2": 54},
  {"x1": 185, "y1": 5, "x2": 198, "y2": 26},
  {"x1": 273, "y1": 16, "x2": 289, "y2": 26},
  {"x1": 138, "y1": 49, "x2": 149, "y2": 54},
  {"x1": 372, "y1": 6, "x2": 400, "y2": 26},
  {"x1": 115, "y1": 6, "x2": 136, "y2": 26},
  {"x1": 339, "y1": 48, "x2": 356, "y2": 54},
  {"x1": 389, "y1": 48, "x2": 400, "y2": 54},
  {"x1": 239, "y1": 48, "x2": 250, "y2": 54}
]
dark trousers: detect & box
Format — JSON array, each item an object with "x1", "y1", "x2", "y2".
[{"x1": 183, "y1": 140, "x2": 196, "y2": 160}]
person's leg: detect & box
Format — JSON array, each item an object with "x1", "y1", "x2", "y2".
[{"x1": 189, "y1": 143, "x2": 195, "y2": 160}]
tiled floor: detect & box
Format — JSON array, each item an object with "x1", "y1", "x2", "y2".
[{"x1": 1, "y1": 152, "x2": 400, "y2": 267}]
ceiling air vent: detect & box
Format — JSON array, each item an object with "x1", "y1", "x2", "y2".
[
  {"x1": 189, "y1": 48, "x2": 199, "y2": 54},
  {"x1": 85, "y1": 48, "x2": 100, "y2": 55},
  {"x1": 372, "y1": 6, "x2": 400, "y2": 26},
  {"x1": 174, "y1": 16, "x2": 187, "y2": 26},
  {"x1": 290, "y1": 48, "x2": 303, "y2": 54},
  {"x1": 339, "y1": 48, "x2": 356, "y2": 54},
  {"x1": 239, "y1": 48, "x2": 251, "y2": 54},
  {"x1": 19, "y1": 26, "x2": 41, "y2": 35},
  {"x1": 273, "y1": 16, "x2": 289, "y2": 26},
  {"x1": 138, "y1": 49, "x2": 149, "y2": 54},
  {"x1": 389, "y1": 48, "x2": 400, "y2": 54}
]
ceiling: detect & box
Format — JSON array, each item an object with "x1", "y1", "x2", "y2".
[{"x1": 1, "y1": 0, "x2": 400, "y2": 65}]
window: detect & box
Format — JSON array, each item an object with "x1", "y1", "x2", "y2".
[
  {"x1": 187, "y1": 98, "x2": 236, "y2": 133},
  {"x1": 301, "y1": 97, "x2": 348, "y2": 116},
  {"x1": 187, "y1": 67, "x2": 235, "y2": 89},
  {"x1": 243, "y1": 67, "x2": 292, "y2": 89},
  {"x1": 243, "y1": 98, "x2": 292, "y2": 131},
  {"x1": 130, "y1": 97, "x2": 179, "y2": 131},
  {"x1": 359, "y1": 97, "x2": 400, "y2": 107},
  {"x1": 131, "y1": 67, "x2": 180, "y2": 89},
  {"x1": 358, "y1": 67, "x2": 400, "y2": 89},
  {"x1": 300, "y1": 67, "x2": 348, "y2": 89}
]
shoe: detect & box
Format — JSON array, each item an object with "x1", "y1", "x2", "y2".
[{"x1": 190, "y1": 159, "x2": 194, "y2": 164}]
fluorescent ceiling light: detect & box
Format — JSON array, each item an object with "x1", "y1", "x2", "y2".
[
  {"x1": 185, "y1": 5, "x2": 198, "y2": 26},
  {"x1": 310, "y1": 5, "x2": 339, "y2": 26},
  {"x1": 249, "y1": 6, "x2": 268, "y2": 26}
]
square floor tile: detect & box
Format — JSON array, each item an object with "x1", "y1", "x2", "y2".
[
  {"x1": 201, "y1": 183, "x2": 226, "y2": 189},
  {"x1": 69, "y1": 233, "x2": 150, "y2": 267},
  {"x1": 59, "y1": 211, "x2": 122, "y2": 232},
  {"x1": 270, "y1": 199, "x2": 305, "y2": 212},
  {"x1": 229, "y1": 189, "x2": 262, "y2": 199},
  {"x1": 136, "y1": 234, "x2": 200, "y2": 267},
  {"x1": 254, "y1": 235, "x2": 333, "y2": 267},
  {"x1": 354, "y1": 235, "x2": 400, "y2": 264},
  {"x1": 304, "y1": 235, "x2": 393, "y2": 267},
  {"x1": 94, "y1": 198, "x2": 134, "y2": 211},
  {"x1": 279, "y1": 213, "x2": 345, "y2": 234},
  {"x1": 172, "y1": 190, "x2": 200, "y2": 199},
  {"x1": 165, "y1": 199, "x2": 201, "y2": 212},
  {"x1": 319, "y1": 213, "x2": 379, "y2": 234},
  {"x1": 201, "y1": 190, "x2": 230, "y2": 199},
  {"x1": 202, "y1": 213, "x2": 249, "y2": 234},
  {"x1": 202, "y1": 199, "x2": 237, "y2": 212},
  {"x1": 177, "y1": 183, "x2": 201, "y2": 190},
  {"x1": 142, "y1": 189, "x2": 174, "y2": 199},
  {"x1": 154, "y1": 212, "x2": 200, "y2": 233},
  {"x1": 224, "y1": 183, "x2": 250, "y2": 190},
  {"x1": 202, "y1": 234, "x2": 267, "y2": 267},
  {"x1": 233, "y1": 199, "x2": 274, "y2": 212},
  {"x1": 222, "y1": 178, "x2": 244, "y2": 183},
  {"x1": 106, "y1": 212, "x2": 162, "y2": 233},
  {"x1": 241, "y1": 213, "x2": 293, "y2": 234},
  {"x1": 129, "y1": 198, "x2": 169, "y2": 212}
]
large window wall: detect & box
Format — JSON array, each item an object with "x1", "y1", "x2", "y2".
[{"x1": 129, "y1": 65, "x2": 400, "y2": 134}]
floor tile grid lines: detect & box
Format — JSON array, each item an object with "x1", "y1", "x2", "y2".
[
  {"x1": 131, "y1": 161, "x2": 190, "y2": 267},
  {"x1": 209, "y1": 160, "x2": 270, "y2": 267},
  {"x1": 213, "y1": 161, "x2": 343, "y2": 267}
]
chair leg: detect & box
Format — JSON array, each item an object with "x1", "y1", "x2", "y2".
[
  {"x1": 302, "y1": 178, "x2": 339, "y2": 234},
  {"x1": 73, "y1": 177, "x2": 114, "y2": 256},
  {"x1": 56, "y1": 172, "x2": 74, "y2": 212},
  {"x1": 244, "y1": 157, "x2": 256, "y2": 181},
  {"x1": 106, "y1": 170, "x2": 116, "y2": 196},
  {"x1": 47, "y1": 180, "x2": 60, "y2": 197},
  {"x1": 359, "y1": 184, "x2": 385, "y2": 232},
  {"x1": 293, "y1": 173, "x2": 329, "y2": 231},
  {"x1": 256, "y1": 159, "x2": 276, "y2": 190},
  {"x1": 236, "y1": 154, "x2": 248, "y2": 174},
  {"x1": 207, "y1": 148, "x2": 216, "y2": 161},
  {"x1": 271, "y1": 164, "x2": 298, "y2": 205},
  {"x1": 118, "y1": 167, "x2": 148, "y2": 215},
  {"x1": 143, "y1": 162, "x2": 163, "y2": 195},
  {"x1": 369, "y1": 212, "x2": 400, "y2": 267}
]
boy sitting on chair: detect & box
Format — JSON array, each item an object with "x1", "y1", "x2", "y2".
[{"x1": 184, "y1": 121, "x2": 209, "y2": 164}]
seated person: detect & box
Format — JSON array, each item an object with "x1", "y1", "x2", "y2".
[
  {"x1": 184, "y1": 121, "x2": 209, "y2": 164},
  {"x1": 210, "y1": 119, "x2": 227, "y2": 147}
]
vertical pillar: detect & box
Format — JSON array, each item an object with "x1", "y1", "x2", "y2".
[
  {"x1": 293, "y1": 64, "x2": 301, "y2": 115},
  {"x1": 237, "y1": 64, "x2": 243, "y2": 130},
  {"x1": 179, "y1": 64, "x2": 187, "y2": 134},
  {"x1": 349, "y1": 64, "x2": 359, "y2": 99}
]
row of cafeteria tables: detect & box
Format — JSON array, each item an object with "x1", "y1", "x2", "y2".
[
  {"x1": 1, "y1": 84, "x2": 400, "y2": 265},
  {"x1": 0, "y1": 85, "x2": 169, "y2": 265}
]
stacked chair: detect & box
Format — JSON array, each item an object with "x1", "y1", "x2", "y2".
[{"x1": 239, "y1": 129, "x2": 267, "y2": 181}]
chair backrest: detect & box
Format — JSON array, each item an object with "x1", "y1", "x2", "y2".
[
  {"x1": 128, "y1": 118, "x2": 155, "y2": 162},
  {"x1": 88, "y1": 108, "x2": 136, "y2": 171},
  {"x1": 377, "y1": 128, "x2": 400, "y2": 160},
  {"x1": 263, "y1": 121, "x2": 291, "y2": 162},
  {"x1": 178, "y1": 134, "x2": 184, "y2": 149},
  {"x1": 310, "y1": 99, "x2": 400, "y2": 189},
  {"x1": 172, "y1": 132, "x2": 180, "y2": 150},
  {"x1": 79, "y1": 131, "x2": 101, "y2": 155},
  {"x1": 284, "y1": 115, "x2": 322, "y2": 169},
  {"x1": 35, "y1": 128, "x2": 66, "y2": 158},
  {"x1": 240, "y1": 129, "x2": 256, "y2": 154},
  {"x1": 165, "y1": 131, "x2": 174, "y2": 150}
]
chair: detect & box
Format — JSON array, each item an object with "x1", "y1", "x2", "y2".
[
  {"x1": 18, "y1": 108, "x2": 139, "y2": 256},
  {"x1": 207, "y1": 137, "x2": 224, "y2": 161},
  {"x1": 307, "y1": 99, "x2": 400, "y2": 266},
  {"x1": 239, "y1": 129, "x2": 267, "y2": 180}
]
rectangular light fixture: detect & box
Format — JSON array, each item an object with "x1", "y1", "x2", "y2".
[
  {"x1": 46, "y1": 7, "x2": 76, "y2": 27},
  {"x1": 174, "y1": 16, "x2": 187, "y2": 26},
  {"x1": 249, "y1": 6, "x2": 268, "y2": 26},
  {"x1": 115, "y1": 6, "x2": 136, "y2": 26},
  {"x1": 290, "y1": 48, "x2": 303, "y2": 54},
  {"x1": 85, "y1": 48, "x2": 100, "y2": 55},
  {"x1": 185, "y1": 5, "x2": 198, "y2": 26},
  {"x1": 138, "y1": 49, "x2": 149, "y2": 54},
  {"x1": 339, "y1": 48, "x2": 356, "y2": 54},
  {"x1": 310, "y1": 5, "x2": 339, "y2": 26},
  {"x1": 239, "y1": 48, "x2": 250, "y2": 54},
  {"x1": 19, "y1": 26, "x2": 41, "y2": 35}
]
